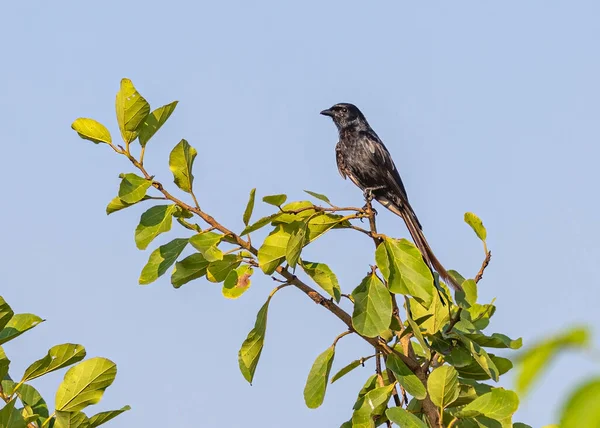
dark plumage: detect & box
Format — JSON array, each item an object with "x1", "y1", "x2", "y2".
[{"x1": 320, "y1": 103, "x2": 462, "y2": 292}]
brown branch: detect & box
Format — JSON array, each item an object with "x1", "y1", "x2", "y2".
[{"x1": 474, "y1": 251, "x2": 492, "y2": 283}]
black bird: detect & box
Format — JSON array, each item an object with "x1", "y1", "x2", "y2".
[{"x1": 320, "y1": 103, "x2": 462, "y2": 292}]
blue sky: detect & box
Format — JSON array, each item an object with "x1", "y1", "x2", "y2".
[{"x1": 1, "y1": 1, "x2": 599, "y2": 426}]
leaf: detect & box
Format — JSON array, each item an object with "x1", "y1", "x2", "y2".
[
  {"x1": 206, "y1": 255, "x2": 241, "y2": 283},
  {"x1": 257, "y1": 224, "x2": 294, "y2": 274},
  {"x1": 427, "y1": 366, "x2": 460, "y2": 409},
  {"x1": 405, "y1": 299, "x2": 431, "y2": 359},
  {"x1": 0, "y1": 314, "x2": 44, "y2": 345},
  {"x1": 189, "y1": 232, "x2": 223, "y2": 262},
  {"x1": 456, "y1": 279, "x2": 477, "y2": 309},
  {"x1": 376, "y1": 237, "x2": 433, "y2": 307},
  {"x1": 300, "y1": 261, "x2": 341, "y2": 303},
  {"x1": 455, "y1": 388, "x2": 519, "y2": 422},
  {"x1": 242, "y1": 188, "x2": 256, "y2": 226},
  {"x1": 0, "y1": 399, "x2": 26, "y2": 428},
  {"x1": 135, "y1": 205, "x2": 176, "y2": 250},
  {"x1": 465, "y1": 333, "x2": 522, "y2": 350},
  {"x1": 286, "y1": 220, "x2": 308, "y2": 268},
  {"x1": 222, "y1": 266, "x2": 253, "y2": 299},
  {"x1": 169, "y1": 139, "x2": 197, "y2": 193},
  {"x1": 385, "y1": 354, "x2": 426, "y2": 399},
  {"x1": 88, "y1": 406, "x2": 131, "y2": 427},
  {"x1": 22, "y1": 344, "x2": 86, "y2": 382},
  {"x1": 304, "y1": 190, "x2": 332, "y2": 205},
  {"x1": 560, "y1": 378, "x2": 600, "y2": 428},
  {"x1": 304, "y1": 346, "x2": 335, "y2": 409},
  {"x1": 351, "y1": 384, "x2": 395, "y2": 428},
  {"x1": 106, "y1": 195, "x2": 151, "y2": 215},
  {"x1": 449, "y1": 379, "x2": 494, "y2": 408},
  {"x1": 115, "y1": 78, "x2": 150, "y2": 143},
  {"x1": 385, "y1": 407, "x2": 427, "y2": 428},
  {"x1": 171, "y1": 254, "x2": 209, "y2": 288},
  {"x1": 351, "y1": 273, "x2": 392, "y2": 338},
  {"x1": 117, "y1": 173, "x2": 152, "y2": 204},
  {"x1": 331, "y1": 359, "x2": 365, "y2": 384},
  {"x1": 238, "y1": 299, "x2": 270, "y2": 384},
  {"x1": 0, "y1": 297, "x2": 14, "y2": 331},
  {"x1": 138, "y1": 101, "x2": 178, "y2": 147},
  {"x1": 139, "y1": 238, "x2": 188, "y2": 285},
  {"x1": 262, "y1": 194, "x2": 287, "y2": 206},
  {"x1": 15, "y1": 383, "x2": 48, "y2": 425},
  {"x1": 71, "y1": 118, "x2": 112, "y2": 145},
  {"x1": 240, "y1": 213, "x2": 281, "y2": 236},
  {"x1": 464, "y1": 212, "x2": 487, "y2": 241},
  {"x1": 409, "y1": 290, "x2": 449, "y2": 335},
  {"x1": 306, "y1": 213, "x2": 348, "y2": 242},
  {"x1": 515, "y1": 326, "x2": 589, "y2": 395},
  {"x1": 456, "y1": 354, "x2": 512, "y2": 381},
  {"x1": 55, "y1": 358, "x2": 117, "y2": 412},
  {"x1": 55, "y1": 411, "x2": 90, "y2": 428}
]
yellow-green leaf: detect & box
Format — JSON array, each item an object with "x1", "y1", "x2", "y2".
[
  {"x1": 138, "y1": 101, "x2": 178, "y2": 147},
  {"x1": 115, "y1": 78, "x2": 150, "y2": 143},
  {"x1": 222, "y1": 266, "x2": 253, "y2": 299},
  {"x1": 106, "y1": 195, "x2": 151, "y2": 215},
  {"x1": 464, "y1": 212, "x2": 487, "y2": 241},
  {"x1": 262, "y1": 194, "x2": 287, "y2": 206},
  {"x1": 0, "y1": 314, "x2": 44, "y2": 345},
  {"x1": 455, "y1": 388, "x2": 519, "y2": 421},
  {"x1": 118, "y1": 173, "x2": 152, "y2": 204},
  {"x1": 169, "y1": 139, "x2": 197, "y2": 193},
  {"x1": 351, "y1": 272, "x2": 392, "y2": 338},
  {"x1": 22, "y1": 344, "x2": 86, "y2": 382},
  {"x1": 385, "y1": 407, "x2": 427, "y2": 428},
  {"x1": 304, "y1": 346, "x2": 335, "y2": 409},
  {"x1": 88, "y1": 405, "x2": 131, "y2": 427},
  {"x1": 258, "y1": 224, "x2": 293, "y2": 274},
  {"x1": 560, "y1": 379, "x2": 600, "y2": 428},
  {"x1": 71, "y1": 118, "x2": 112, "y2": 145},
  {"x1": 55, "y1": 411, "x2": 90, "y2": 428},
  {"x1": 189, "y1": 232, "x2": 223, "y2": 262},
  {"x1": 300, "y1": 261, "x2": 341, "y2": 303},
  {"x1": 238, "y1": 298, "x2": 270, "y2": 384},
  {"x1": 206, "y1": 255, "x2": 241, "y2": 283},
  {"x1": 171, "y1": 254, "x2": 209, "y2": 288},
  {"x1": 243, "y1": 188, "x2": 256, "y2": 226},
  {"x1": 352, "y1": 384, "x2": 395, "y2": 428},
  {"x1": 427, "y1": 366, "x2": 460, "y2": 409},
  {"x1": 135, "y1": 205, "x2": 176, "y2": 250},
  {"x1": 139, "y1": 238, "x2": 188, "y2": 285},
  {"x1": 386, "y1": 354, "x2": 426, "y2": 399}
]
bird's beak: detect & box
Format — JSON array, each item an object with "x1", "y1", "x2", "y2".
[{"x1": 320, "y1": 109, "x2": 334, "y2": 117}]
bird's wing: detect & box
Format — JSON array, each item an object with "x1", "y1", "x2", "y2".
[
  {"x1": 361, "y1": 130, "x2": 410, "y2": 204},
  {"x1": 335, "y1": 142, "x2": 348, "y2": 179}
]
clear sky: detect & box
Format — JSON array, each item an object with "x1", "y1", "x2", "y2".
[{"x1": 1, "y1": 1, "x2": 599, "y2": 426}]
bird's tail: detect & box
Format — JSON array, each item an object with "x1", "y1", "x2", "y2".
[{"x1": 377, "y1": 197, "x2": 463, "y2": 292}]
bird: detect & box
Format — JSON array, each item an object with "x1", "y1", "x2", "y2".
[{"x1": 320, "y1": 102, "x2": 463, "y2": 292}]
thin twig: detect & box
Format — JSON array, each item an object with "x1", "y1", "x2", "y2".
[{"x1": 332, "y1": 330, "x2": 353, "y2": 347}]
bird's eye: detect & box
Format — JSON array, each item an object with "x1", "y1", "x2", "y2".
[{"x1": 341, "y1": 107, "x2": 348, "y2": 113}]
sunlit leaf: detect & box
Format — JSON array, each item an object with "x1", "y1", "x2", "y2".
[
  {"x1": 135, "y1": 205, "x2": 176, "y2": 250},
  {"x1": 139, "y1": 238, "x2": 188, "y2": 285},
  {"x1": 189, "y1": 232, "x2": 223, "y2": 262},
  {"x1": 138, "y1": 101, "x2": 178, "y2": 147},
  {"x1": 222, "y1": 265, "x2": 253, "y2": 299},
  {"x1": 243, "y1": 188, "x2": 256, "y2": 226},
  {"x1": 385, "y1": 354, "x2": 426, "y2": 399},
  {"x1": 71, "y1": 118, "x2": 112, "y2": 145},
  {"x1": 88, "y1": 406, "x2": 131, "y2": 427},
  {"x1": 115, "y1": 78, "x2": 150, "y2": 143},
  {"x1": 55, "y1": 411, "x2": 90, "y2": 428},
  {"x1": 351, "y1": 273, "x2": 392, "y2": 338},
  {"x1": 22, "y1": 344, "x2": 86, "y2": 382},
  {"x1": 286, "y1": 220, "x2": 308, "y2": 268},
  {"x1": 304, "y1": 190, "x2": 332, "y2": 206},
  {"x1": 169, "y1": 139, "x2": 197, "y2": 193},
  {"x1": 331, "y1": 358, "x2": 370, "y2": 384},
  {"x1": 258, "y1": 224, "x2": 295, "y2": 274},
  {"x1": 352, "y1": 384, "x2": 395, "y2": 428},
  {"x1": 0, "y1": 314, "x2": 44, "y2": 345},
  {"x1": 427, "y1": 366, "x2": 460, "y2": 409},
  {"x1": 0, "y1": 297, "x2": 14, "y2": 331},
  {"x1": 464, "y1": 332, "x2": 522, "y2": 350},
  {"x1": 560, "y1": 378, "x2": 600, "y2": 428},
  {"x1": 304, "y1": 346, "x2": 335, "y2": 409},
  {"x1": 171, "y1": 253, "x2": 209, "y2": 288},
  {"x1": 0, "y1": 399, "x2": 26, "y2": 428},
  {"x1": 385, "y1": 407, "x2": 427, "y2": 428},
  {"x1": 118, "y1": 173, "x2": 152, "y2": 204},
  {"x1": 262, "y1": 194, "x2": 287, "y2": 206},
  {"x1": 456, "y1": 279, "x2": 477, "y2": 309},
  {"x1": 405, "y1": 299, "x2": 430, "y2": 359},
  {"x1": 238, "y1": 299, "x2": 270, "y2": 384},
  {"x1": 15, "y1": 383, "x2": 48, "y2": 426},
  {"x1": 241, "y1": 213, "x2": 282, "y2": 236},
  {"x1": 106, "y1": 195, "x2": 151, "y2": 215},
  {"x1": 300, "y1": 261, "x2": 341, "y2": 303},
  {"x1": 464, "y1": 212, "x2": 487, "y2": 242},
  {"x1": 456, "y1": 353, "x2": 512, "y2": 381},
  {"x1": 455, "y1": 388, "x2": 519, "y2": 422}
]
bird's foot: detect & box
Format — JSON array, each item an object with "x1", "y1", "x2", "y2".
[
  {"x1": 362, "y1": 185, "x2": 385, "y2": 202},
  {"x1": 361, "y1": 203, "x2": 377, "y2": 216}
]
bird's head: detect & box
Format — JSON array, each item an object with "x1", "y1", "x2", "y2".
[{"x1": 320, "y1": 103, "x2": 368, "y2": 131}]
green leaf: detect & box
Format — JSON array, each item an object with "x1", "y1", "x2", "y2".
[
  {"x1": 171, "y1": 253, "x2": 209, "y2": 288},
  {"x1": 189, "y1": 232, "x2": 223, "y2": 262},
  {"x1": 405, "y1": 299, "x2": 431, "y2": 359},
  {"x1": 456, "y1": 354, "x2": 512, "y2": 381},
  {"x1": 351, "y1": 273, "x2": 392, "y2": 338},
  {"x1": 385, "y1": 407, "x2": 427, "y2": 428},
  {"x1": 55, "y1": 358, "x2": 117, "y2": 412},
  {"x1": 456, "y1": 279, "x2": 477, "y2": 309},
  {"x1": 106, "y1": 195, "x2": 151, "y2": 215},
  {"x1": 22, "y1": 343, "x2": 86, "y2": 382},
  {"x1": 262, "y1": 194, "x2": 287, "y2": 206},
  {"x1": 0, "y1": 347, "x2": 9, "y2": 385},
  {"x1": 0, "y1": 399, "x2": 26, "y2": 428},
  {"x1": 464, "y1": 212, "x2": 487, "y2": 241},
  {"x1": 55, "y1": 411, "x2": 90, "y2": 428},
  {"x1": 240, "y1": 213, "x2": 281, "y2": 236},
  {"x1": 304, "y1": 190, "x2": 332, "y2": 205},
  {"x1": 115, "y1": 78, "x2": 150, "y2": 143},
  {"x1": 135, "y1": 205, "x2": 176, "y2": 250},
  {"x1": 138, "y1": 101, "x2": 178, "y2": 147},
  {"x1": 385, "y1": 354, "x2": 426, "y2": 399},
  {"x1": 222, "y1": 266, "x2": 253, "y2": 299},
  {"x1": 88, "y1": 406, "x2": 131, "y2": 427},
  {"x1": 15, "y1": 383, "x2": 48, "y2": 426},
  {"x1": 515, "y1": 326, "x2": 589, "y2": 395},
  {"x1": 560, "y1": 378, "x2": 600, "y2": 428},
  {"x1": 242, "y1": 188, "x2": 256, "y2": 226},
  {"x1": 139, "y1": 238, "x2": 188, "y2": 285},
  {"x1": 286, "y1": 221, "x2": 308, "y2": 268},
  {"x1": 427, "y1": 366, "x2": 460, "y2": 409},
  {"x1": 352, "y1": 384, "x2": 395, "y2": 428},
  {"x1": 300, "y1": 261, "x2": 341, "y2": 303},
  {"x1": 306, "y1": 213, "x2": 348, "y2": 242},
  {"x1": 258, "y1": 224, "x2": 294, "y2": 274},
  {"x1": 331, "y1": 358, "x2": 367, "y2": 384},
  {"x1": 409, "y1": 290, "x2": 449, "y2": 335},
  {"x1": 0, "y1": 297, "x2": 14, "y2": 331},
  {"x1": 238, "y1": 298, "x2": 270, "y2": 384},
  {"x1": 71, "y1": 118, "x2": 112, "y2": 145},
  {"x1": 465, "y1": 333, "x2": 522, "y2": 350},
  {"x1": 0, "y1": 314, "x2": 44, "y2": 345},
  {"x1": 376, "y1": 237, "x2": 433, "y2": 307},
  {"x1": 449, "y1": 379, "x2": 494, "y2": 408},
  {"x1": 117, "y1": 173, "x2": 152, "y2": 204},
  {"x1": 304, "y1": 346, "x2": 335, "y2": 409},
  {"x1": 206, "y1": 255, "x2": 241, "y2": 283},
  {"x1": 455, "y1": 388, "x2": 519, "y2": 422},
  {"x1": 169, "y1": 139, "x2": 197, "y2": 193}
]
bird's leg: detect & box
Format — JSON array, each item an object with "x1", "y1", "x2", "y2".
[{"x1": 361, "y1": 186, "x2": 385, "y2": 214}]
